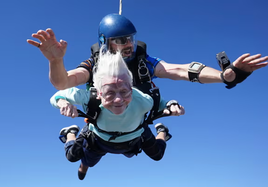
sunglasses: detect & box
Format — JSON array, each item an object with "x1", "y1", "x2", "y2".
[{"x1": 110, "y1": 36, "x2": 133, "y2": 45}]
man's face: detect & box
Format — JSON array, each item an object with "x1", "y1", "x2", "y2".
[
  {"x1": 108, "y1": 36, "x2": 135, "y2": 58},
  {"x1": 98, "y1": 76, "x2": 132, "y2": 115}
]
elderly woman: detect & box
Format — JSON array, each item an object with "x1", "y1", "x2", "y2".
[{"x1": 50, "y1": 48, "x2": 185, "y2": 180}]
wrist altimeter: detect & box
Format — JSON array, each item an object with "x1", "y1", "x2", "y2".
[{"x1": 188, "y1": 62, "x2": 206, "y2": 83}]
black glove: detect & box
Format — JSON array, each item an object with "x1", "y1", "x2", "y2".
[{"x1": 221, "y1": 64, "x2": 252, "y2": 89}]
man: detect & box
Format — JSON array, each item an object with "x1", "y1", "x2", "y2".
[{"x1": 27, "y1": 13, "x2": 268, "y2": 92}]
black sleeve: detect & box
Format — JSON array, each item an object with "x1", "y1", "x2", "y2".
[{"x1": 77, "y1": 58, "x2": 95, "y2": 84}]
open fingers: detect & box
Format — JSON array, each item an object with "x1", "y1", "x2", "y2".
[
  {"x1": 60, "y1": 39, "x2": 68, "y2": 48},
  {"x1": 27, "y1": 30, "x2": 46, "y2": 47},
  {"x1": 233, "y1": 53, "x2": 250, "y2": 66},
  {"x1": 27, "y1": 39, "x2": 40, "y2": 47},
  {"x1": 243, "y1": 55, "x2": 268, "y2": 71},
  {"x1": 242, "y1": 54, "x2": 262, "y2": 64},
  {"x1": 249, "y1": 61, "x2": 268, "y2": 71},
  {"x1": 33, "y1": 30, "x2": 51, "y2": 42},
  {"x1": 247, "y1": 56, "x2": 268, "y2": 65},
  {"x1": 46, "y1": 28, "x2": 55, "y2": 38},
  {"x1": 27, "y1": 28, "x2": 57, "y2": 47}
]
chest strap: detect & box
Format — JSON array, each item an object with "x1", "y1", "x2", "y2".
[{"x1": 77, "y1": 109, "x2": 145, "y2": 141}]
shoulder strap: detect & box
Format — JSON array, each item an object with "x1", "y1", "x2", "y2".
[
  {"x1": 130, "y1": 41, "x2": 161, "y2": 124},
  {"x1": 136, "y1": 41, "x2": 147, "y2": 56},
  {"x1": 84, "y1": 87, "x2": 101, "y2": 124},
  {"x1": 91, "y1": 42, "x2": 100, "y2": 64},
  {"x1": 144, "y1": 86, "x2": 161, "y2": 124}
]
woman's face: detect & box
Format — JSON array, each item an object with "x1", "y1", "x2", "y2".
[{"x1": 98, "y1": 76, "x2": 132, "y2": 115}]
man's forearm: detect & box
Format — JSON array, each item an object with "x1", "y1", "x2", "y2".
[
  {"x1": 49, "y1": 59, "x2": 69, "y2": 90},
  {"x1": 155, "y1": 61, "x2": 223, "y2": 83},
  {"x1": 198, "y1": 66, "x2": 222, "y2": 83}
]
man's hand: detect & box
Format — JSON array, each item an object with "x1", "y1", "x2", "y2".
[
  {"x1": 27, "y1": 28, "x2": 67, "y2": 62},
  {"x1": 223, "y1": 53, "x2": 268, "y2": 82}
]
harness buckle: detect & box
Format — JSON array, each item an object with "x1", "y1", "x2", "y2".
[
  {"x1": 91, "y1": 112, "x2": 98, "y2": 120},
  {"x1": 138, "y1": 58, "x2": 151, "y2": 83},
  {"x1": 108, "y1": 132, "x2": 123, "y2": 141},
  {"x1": 80, "y1": 126, "x2": 92, "y2": 139},
  {"x1": 149, "y1": 86, "x2": 159, "y2": 94}
]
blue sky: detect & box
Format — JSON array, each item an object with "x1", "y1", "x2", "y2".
[{"x1": 1, "y1": 0, "x2": 267, "y2": 187}]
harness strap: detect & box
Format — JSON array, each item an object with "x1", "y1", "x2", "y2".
[
  {"x1": 145, "y1": 87, "x2": 161, "y2": 124},
  {"x1": 80, "y1": 87, "x2": 101, "y2": 124},
  {"x1": 91, "y1": 43, "x2": 100, "y2": 65},
  {"x1": 78, "y1": 109, "x2": 146, "y2": 141},
  {"x1": 82, "y1": 127, "x2": 143, "y2": 156},
  {"x1": 107, "y1": 124, "x2": 144, "y2": 141}
]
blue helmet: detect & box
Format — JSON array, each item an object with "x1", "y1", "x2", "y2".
[
  {"x1": 98, "y1": 14, "x2": 137, "y2": 62},
  {"x1": 98, "y1": 14, "x2": 137, "y2": 45}
]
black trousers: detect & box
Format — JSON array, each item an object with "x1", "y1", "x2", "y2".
[{"x1": 64, "y1": 124, "x2": 167, "y2": 167}]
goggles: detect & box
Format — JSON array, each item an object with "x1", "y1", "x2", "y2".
[
  {"x1": 100, "y1": 89, "x2": 132, "y2": 102},
  {"x1": 110, "y1": 35, "x2": 133, "y2": 45}
]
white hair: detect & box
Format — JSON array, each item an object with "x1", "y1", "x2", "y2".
[{"x1": 93, "y1": 45, "x2": 133, "y2": 91}]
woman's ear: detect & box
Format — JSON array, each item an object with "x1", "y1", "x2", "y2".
[{"x1": 96, "y1": 91, "x2": 101, "y2": 100}]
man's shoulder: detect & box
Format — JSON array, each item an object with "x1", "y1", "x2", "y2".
[
  {"x1": 145, "y1": 55, "x2": 162, "y2": 65},
  {"x1": 77, "y1": 58, "x2": 95, "y2": 71}
]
